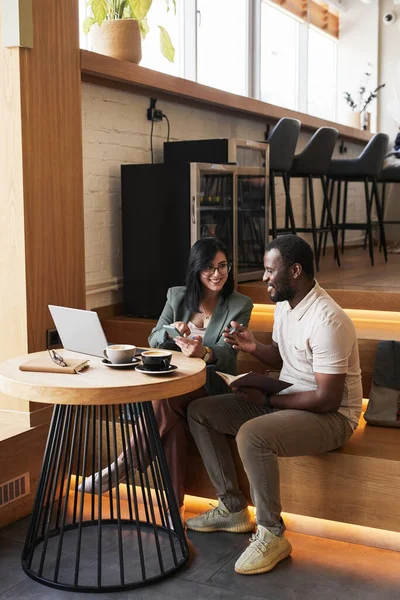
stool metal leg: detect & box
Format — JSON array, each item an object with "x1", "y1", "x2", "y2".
[
  {"x1": 372, "y1": 178, "x2": 388, "y2": 262},
  {"x1": 364, "y1": 178, "x2": 374, "y2": 266},
  {"x1": 335, "y1": 180, "x2": 342, "y2": 241},
  {"x1": 22, "y1": 402, "x2": 189, "y2": 593},
  {"x1": 269, "y1": 170, "x2": 277, "y2": 239},
  {"x1": 322, "y1": 179, "x2": 335, "y2": 256},
  {"x1": 379, "y1": 182, "x2": 387, "y2": 252},
  {"x1": 282, "y1": 172, "x2": 297, "y2": 235},
  {"x1": 307, "y1": 175, "x2": 319, "y2": 271},
  {"x1": 320, "y1": 176, "x2": 340, "y2": 267},
  {"x1": 341, "y1": 182, "x2": 348, "y2": 254}
]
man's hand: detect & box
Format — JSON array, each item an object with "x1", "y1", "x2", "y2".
[
  {"x1": 174, "y1": 335, "x2": 205, "y2": 358},
  {"x1": 171, "y1": 321, "x2": 191, "y2": 337},
  {"x1": 223, "y1": 321, "x2": 257, "y2": 353},
  {"x1": 232, "y1": 386, "x2": 266, "y2": 407}
]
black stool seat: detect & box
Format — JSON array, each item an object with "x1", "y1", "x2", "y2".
[
  {"x1": 287, "y1": 127, "x2": 339, "y2": 270},
  {"x1": 324, "y1": 133, "x2": 389, "y2": 266},
  {"x1": 328, "y1": 160, "x2": 377, "y2": 179},
  {"x1": 267, "y1": 118, "x2": 301, "y2": 240},
  {"x1": 328, "y1": 134, "x2": 389, "y2": 180},
  {"x1": 289, "y1": 127, "x2": 338, "y2": 177}
]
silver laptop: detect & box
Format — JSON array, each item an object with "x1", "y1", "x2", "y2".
[
  {"x1": 49, "y1": 305, "x2": 146, "y2": 358},
  {"x1": 48, "y1": 305, "x2": 109, "y2": 357}
]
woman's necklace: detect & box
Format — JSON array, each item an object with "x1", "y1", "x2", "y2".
[{"x1": 200, "y1": 304, "x2": 213, "y2": 323}]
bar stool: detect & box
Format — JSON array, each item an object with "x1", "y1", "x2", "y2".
[
  {"x1": 324, "y1": 133, "x2": 389, "y2": 266},
  {"x1": 378, "y1": 165, "x2": 400, "y2": 236},
  {"x1": 362, "y1": 163, "x2": 400, "y2": 253},
  {"x1": 267, "y1": 118, "x2": 301, "y2": 239},
  {"x1": 287, "y1": 127, "x2": 340, "y2": 271}
]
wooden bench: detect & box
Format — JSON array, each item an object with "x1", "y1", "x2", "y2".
[
  {"x1": 184, "y1": 411, "x2": 400, "y2": 534},
  {"x1": 101, "y1": 313, "x2": 400, "y2": 535}
]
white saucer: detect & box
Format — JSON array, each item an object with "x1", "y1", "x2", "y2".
[
  {"x1": 135, "y1": 364, "x2": 178, "y2": 376},
  {"x1": 102, "y1": 358, "x2": 140, "y2": 368}
]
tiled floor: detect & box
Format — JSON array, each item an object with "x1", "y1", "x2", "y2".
[{"x1": 1, "y1": 516, "x2": 400, "y2": 599}]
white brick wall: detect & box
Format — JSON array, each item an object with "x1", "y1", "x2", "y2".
[{"x1": 82, "y1": 82, "x2": 367, "y2": 309}]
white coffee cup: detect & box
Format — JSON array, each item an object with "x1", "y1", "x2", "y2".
[{"x1": 103, "y1": 344, "x2": 136, "y2": 364}]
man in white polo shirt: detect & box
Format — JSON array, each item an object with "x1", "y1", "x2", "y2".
[{"x1": 186, "y1": 235, "x2": 362, "y2": 576}]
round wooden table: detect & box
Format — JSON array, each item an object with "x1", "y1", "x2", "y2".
[{"x1": 0, "y1": 350, "x2": 206, "y2": 593}]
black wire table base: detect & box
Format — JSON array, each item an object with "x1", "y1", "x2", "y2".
[{"x1": 22, "y1": 402, "x2": 188, "y2": 593}]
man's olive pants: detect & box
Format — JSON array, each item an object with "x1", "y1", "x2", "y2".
[{"x1": 187, "y1": 394, "x2": 353, "y2": 536}]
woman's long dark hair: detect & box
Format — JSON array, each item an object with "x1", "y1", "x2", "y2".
[{"x1": 184, "y1": 237, "x2": 234, "y2": 314}]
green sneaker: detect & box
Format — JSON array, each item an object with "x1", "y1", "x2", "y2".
[
  {"x1": 235, "y1": 525, "x2": 292, "y2": 575},
  {"x1": 186, "y1": 499, "x2": 255, "y2": 533}
]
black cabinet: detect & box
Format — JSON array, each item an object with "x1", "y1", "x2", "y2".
[{"x1": 122, "y1": 151, "x2": 269, "y2": 318}]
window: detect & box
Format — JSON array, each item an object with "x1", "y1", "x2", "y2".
[
  {"x1": 78, "y1": 0, "x2": 341, "y2": 122},
  {"x1": 139, "y1": 0, "x2": 182, "y2": 77},
  {"x1": 308, "y1": 26, "x2": 337, "y2": 120},
  {"x1": 79, "y1": 0, "x2": 89, "y2": 50},
  {"x1": 260, "y1": 2, "x2": 299, "y2": 111},
  {"x1": 196, "y1": 0, "x2": 248, "y2": 96}
]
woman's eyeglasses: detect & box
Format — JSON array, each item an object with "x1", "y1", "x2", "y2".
[
  {"x1": 202, "y1": 262, "x2": 232, "y2": 276},
  {"x1": 48, "y1": 349, "x2": 67, "y2": 368}
]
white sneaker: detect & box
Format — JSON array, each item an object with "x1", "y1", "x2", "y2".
[
  {"x1": 235, "y1": 525, "x2": 292, "y2": 575},
  {"x1": 186, "y1": 499, "x2": 255, "y2": 533},
  {"x1": 78, "y1": 460, "x2": 126, "y2": 494}
]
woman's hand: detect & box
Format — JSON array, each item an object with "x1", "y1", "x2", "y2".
[
  {"x1": 170, "y1": 321, "x2": 191, "y2": 337},
  {"x1": 174, "y1": 335, "x2": 205, "y2": 358},
  {"x1": 223, "y1": 321, "x2": 257, "y2": 353}
]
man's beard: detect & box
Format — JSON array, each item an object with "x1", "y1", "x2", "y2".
[{"x1": 268, "y1": 276, "x2": 295, "y2": 303}]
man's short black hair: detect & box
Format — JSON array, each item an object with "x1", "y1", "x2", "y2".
[{"x1": 265, "y1": 235, "x2": 315, "y2": 279}]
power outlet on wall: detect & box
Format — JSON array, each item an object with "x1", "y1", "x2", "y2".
[
  {"x1": 147, "y1": 98, "x2": 163, "y2": 122},
  {"x1": 47, "y1": 328, "x2": 61, "y2": 349}
]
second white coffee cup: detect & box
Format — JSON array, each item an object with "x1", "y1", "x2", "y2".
[{"x1": 103, "y1": 344, "x2": 136, "y2": 364}]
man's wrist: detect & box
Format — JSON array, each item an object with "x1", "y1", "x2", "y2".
[{"x1": 251, "y1": 339, "x2": 264, "y2": 356}]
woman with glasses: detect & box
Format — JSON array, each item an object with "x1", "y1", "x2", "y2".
[
  {"x1": 146, "y1": 237, "x2": 253, "y2": 515},
  {"x1": 81, "y1": 238, "x2": 253, "y2": 518}
]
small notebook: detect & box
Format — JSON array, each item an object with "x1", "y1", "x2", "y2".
[
  {"x1": 19, "y1": 357, "x2": 90, "y2": 374},
  {"x1": 216, "y1": 371, "x2": 292, "y2": 395}
]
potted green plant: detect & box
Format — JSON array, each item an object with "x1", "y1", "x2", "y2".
[{"x1": 83, "y1": 0, "x2": 176, "y2": 65}]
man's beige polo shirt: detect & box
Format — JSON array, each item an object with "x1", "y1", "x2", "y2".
[{"x1": 272, "y1": 281, "x2": 363, "y2": 430}]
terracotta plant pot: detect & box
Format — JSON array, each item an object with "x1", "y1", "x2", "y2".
[{"x1": 90, "y1": 19, "x2": 142, "y2": 64}]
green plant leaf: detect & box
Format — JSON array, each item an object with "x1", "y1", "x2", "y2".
[
  {"x1": 83, "y1": 15, "x2": 97, "y2": 34},
  {"x1": 129, "y1": 0, "x2": 152, "y2": 21},
  {"x1": 139, "y1": 17, "x2": 150, "y2": 39},
  {"x1": 118, "y1": 0, "x2": 129, "y2": 19},
  {"x1": 91, "y1": 0, "x2": 108, "y2": 24},
  {"x1": 158, "y1": 25, "x2": 175, "y2": 62},
  {"x1": 164, "y1": 0, "x2": 176, "y2": 14}
]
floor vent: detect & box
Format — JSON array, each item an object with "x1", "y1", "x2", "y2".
[{"x1": 0, "y1": 473, "x2": 30, "y2": 508}]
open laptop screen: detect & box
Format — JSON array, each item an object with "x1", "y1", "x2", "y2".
[{"x1": 48, "y1": 305, "x2": 109, "y2": 358}]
